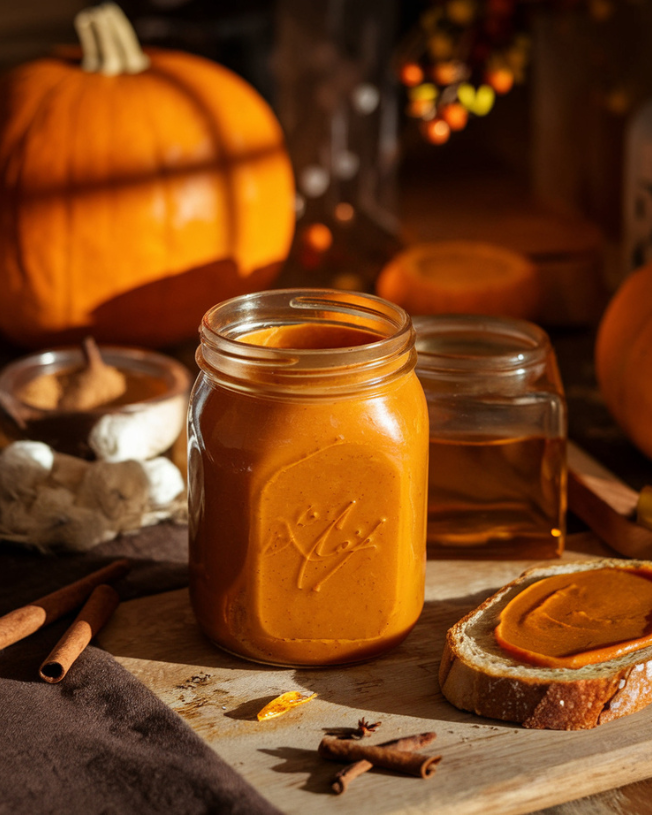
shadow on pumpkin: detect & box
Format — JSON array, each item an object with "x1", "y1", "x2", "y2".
[
  {"x1": 0, "y1": 50, "x2": 296, "y2": 351},
  {"x1": 87, "y1": 257, "x2": 283, "y2": 347}
]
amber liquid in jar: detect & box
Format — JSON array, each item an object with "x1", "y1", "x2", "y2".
[
  {"x1": 427, "y1": 434, "x2": 565, "y2": 558},
  {"x1": 414, "y1": 315, "x2": 567, "y2": 560}
]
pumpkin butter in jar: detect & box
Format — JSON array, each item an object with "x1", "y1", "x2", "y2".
[{"x1": 188, "y1": 289, "x2": 429, "y2": 666}]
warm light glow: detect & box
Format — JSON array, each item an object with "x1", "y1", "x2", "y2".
[
  {"x1": 457, "y1": 83, "x2": 475, "y2": 110},
  {"x1": 408, "y1": 83, "x2": 438, "y2": 102},
  {"x1": 407, "y1": 99, "x2": 436, "y2": 119},
  {"x1": 458, "y1": 83, "x2": 495, "y2": 115},
  {"x1": 440, "y1": 102, "x2": 468, "y2": 131},
  {"x1": 334, "y1": 203, "x2": 355, "y2": 223},
  {"x1": 473, "y1": 85, "x2": 495, "y2": 115},
  {"x1": 400, "y1": 62, "x2": 424, "y2": 87},
  {"x1": 588, "y1": 0, "x2": 614, "y2": 22},
  {"x1": 303, "y1": 223, "x2": 333, "y2": 252},
  {"x1": 604, "y1": 88, "x2": 631, "y2": 115},
  {"x1": 422, "y1": 117, "x2": 451, "y2": 145},
  {"x1": 300, "y1": 165, "x2": 329, "y2": 198},
  {"x1": 431, "y1": 61, "x2": 461, "y2": 86},
  {"x1": 446, "y1": 0, "x2": 476, "y2": 26},
  {"x1": 294, "y1": 193, "x2": 306, "y2": 218},
  {"x1": 428, "y1": 32, "x2": 453, "y2": 61},
  {"x1": 486, "y1": 67, "x2": 514, "y2": 95},
  {"x1": 332, "y1": 272, "x2": 363, "y2": 291},
  {"x1": 351, "y1": 83, "x2": 380, "y2": 114}
]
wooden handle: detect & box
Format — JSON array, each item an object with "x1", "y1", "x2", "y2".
[{"x1": 568, "y1": 470, "x2": 652, "y2": 559}]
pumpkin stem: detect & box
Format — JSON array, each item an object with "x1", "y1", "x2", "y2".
[{"x1": 74, "y1": 2, "x2": 150, "y2": 76}]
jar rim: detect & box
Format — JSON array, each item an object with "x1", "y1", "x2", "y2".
[
  {"x1": 413, "y1": 314, "x2": 551, "y2": 373},
  {"x1": 198, "y1": 288, "x2": 416, "y2": 397},
  {"x1": 201, "y1": 288, "x2": 411, "y2": 353}
]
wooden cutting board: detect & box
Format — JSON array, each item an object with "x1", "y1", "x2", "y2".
[
  {"x1": 98, "y1": 534, "x2": 652, "y2": 815},
  {"x1": 99, "y1": 445, "x2": 652, "y2": 814}
]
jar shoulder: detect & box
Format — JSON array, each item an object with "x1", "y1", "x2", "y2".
[{"x1": 189, "y1": 371, "x2": 428, "y2": 452}]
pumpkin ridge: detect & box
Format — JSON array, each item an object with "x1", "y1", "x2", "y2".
[
  {"x1": 144, "y1": 58, "x2": 240, "y2": 266},
  {"x1": 43, "y1": 71, "x2": 88, "y2": 330},
  {"x1": 1, "y1": 70, "x2": 73, "y2": 287},
  {"x1": 0, "y1": 104, "x2": 32, "y2": 297},
  {"x1": 146, "y1": 50, "x2": 294, "y2": 275},
  {"x1": 1, "y1": 69, "x2": 78, "y2": 343},
  {"x1": 595, "y1": 262, "x2": 652, "y2": 460},
  {"x1": 68, "y1": 71, "x2": 104, "y2": 327},
  {"x1": 0, "y1": 63, "x2": 66, "y2": 169},
  {"x1": 621, "y1": 330, "x2": 652, "y2": 453},
  {"x1": 137, "y1": 71, "x2": 176, "y2": 299},
  {"x1": 595, "y1": 264, "x2": 652, "y2": 415}
]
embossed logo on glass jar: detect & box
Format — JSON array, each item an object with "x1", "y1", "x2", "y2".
[{"x1": 256, "y1": 441, "x2": 399, "y2": 640}]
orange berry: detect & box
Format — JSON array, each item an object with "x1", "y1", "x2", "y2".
[
  {"x1": 440, "y1": 102, "x2": 468, "y2": 131},
  {"x1": 422, "y1": 117, "x2": 451, "y2": 145},
  {"x1": 400, "y1": 63, "x2": 424, "y2": 87},
  {"x1": 302, "y1": 223, "x2": 333, "y2": 252},
  {"x1": 431, "y1": 61, "x2": 458, "y2": 86},
  {"x1": 486, "y1": 67, "x2": 514, "y2": 95}
]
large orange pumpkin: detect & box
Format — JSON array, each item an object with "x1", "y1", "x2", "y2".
[
  {"x1": 0, "y1": 3, "x2": 295, "y2": 348},
  {"x1": 595, "y1": 262, "x2": 652, "y2": 460}
]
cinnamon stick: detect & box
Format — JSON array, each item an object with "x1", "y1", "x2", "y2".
[
  {"x1": 39, "y1": 584, "x2": 120, "y2": 683},
  {"x1": 0, "y1": 559, "x2": 130, "y2": 650},
  {"x1": 331, "y1": 732, "x2": 438, "y2": 794},
  {"x1": 319, "y1": 734, "x2": 441, "y2": 787}
]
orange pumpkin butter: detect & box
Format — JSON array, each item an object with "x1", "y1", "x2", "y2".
[
  {"x1": 495, "y1": 567, "x2": 652, "y2": 669},
  {"x1": 0, "y1": 4, "x2": 294, "y2": 348},
  {"x1": 189, "y1": 293, "x2": 429, "y2": 667}
]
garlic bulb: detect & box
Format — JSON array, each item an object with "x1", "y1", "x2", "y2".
[{"x1": 0, "y1": 441, "x2": 187, "y2": 552}]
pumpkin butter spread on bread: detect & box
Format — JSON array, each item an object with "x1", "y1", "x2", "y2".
[{"x1": 439, "y1": 559, "x2": 652, "y2": 730}]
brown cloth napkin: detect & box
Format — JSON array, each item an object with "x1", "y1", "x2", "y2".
[{"x1": 0, "y1": 524, "x2": 282, "y2": 815}]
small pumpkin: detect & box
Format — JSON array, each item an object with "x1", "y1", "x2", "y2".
[
  {"x1": 595, "y1": 262, "x2": 652, "y2": 460},
  {"x1": 375, "y1": 240, "x2": 541, "y2": 319},
  {"x1": 0, "y1": 3, "x2": 295, "y2": 348}
]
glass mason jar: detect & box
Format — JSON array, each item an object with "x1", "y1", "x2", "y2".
[
  {"x1": 413, "y1": 315, "x2": 567, "y2": 559},
  {"x1": 188, "y1": 289, "x2": 429, "y2": 666}
]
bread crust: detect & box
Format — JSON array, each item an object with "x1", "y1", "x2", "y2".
[{"x1": 439, "y1": 558, "x2": 652, "y2": 730}]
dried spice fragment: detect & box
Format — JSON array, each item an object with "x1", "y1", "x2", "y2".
[
  {"x1": 256, "y1": 691, "x2": 318, "y2": 722},
  {"x1": 353, "y1": 717, "x2": 382, "y2": 739}
]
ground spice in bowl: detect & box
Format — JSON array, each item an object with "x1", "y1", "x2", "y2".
[{"x1": 0, "y1": 340, "x2": 192, "y2": 461}]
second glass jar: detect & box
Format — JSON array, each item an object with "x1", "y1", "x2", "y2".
[{"x1": 413, "y1": 314, "x2": 567, "y2": 559}]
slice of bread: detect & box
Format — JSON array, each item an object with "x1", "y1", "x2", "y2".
[{"x1": 439, "y1": 558, "x2": 652, "y2": 730}]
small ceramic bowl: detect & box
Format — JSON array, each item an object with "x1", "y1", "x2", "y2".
[{"x1": 0, "y1": 346, "x2": 193, "y2": 461}]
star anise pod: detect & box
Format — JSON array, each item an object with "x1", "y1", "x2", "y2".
[{"x1": 353, "y1": 717, "x2": 381, "y2": 739}]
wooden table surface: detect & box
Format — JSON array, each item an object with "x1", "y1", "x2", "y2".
[{"x1": 98, "y1": 445, "x2": 652, "y2": 815}]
